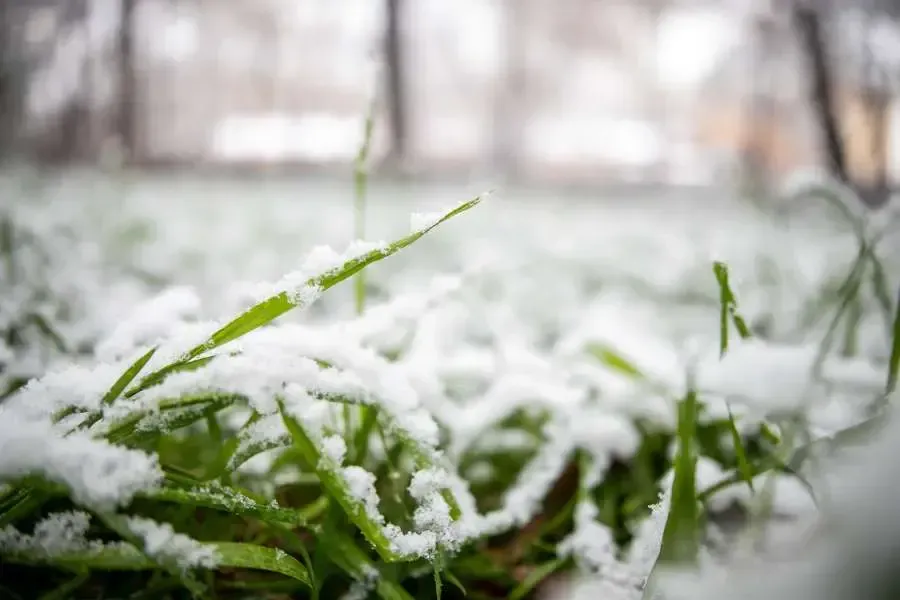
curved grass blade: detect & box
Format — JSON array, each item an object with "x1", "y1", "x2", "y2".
[
  {"x1": 181, "y1": 196, "x2": 483, "y2": 363},
  {"x1": 37, "y1": 569, "x2": 88, "y2": 600},
  {"x1": 509, "y1": 558, "x2": 567, "y2": 600},
  {"x1": 212, "y1": 542, "x2": 311, "y2": 587},
  {"x1": 278, "y1": 399, "x2": 398, "y2": 562}
]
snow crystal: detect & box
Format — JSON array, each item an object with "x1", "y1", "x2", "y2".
[{"x1": 126, "y1": 516, "x2": 218, "y2": 569}]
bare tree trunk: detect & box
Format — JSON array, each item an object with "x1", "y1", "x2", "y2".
[
  {"x1": 384, "y1": 0, "x2": 407, "y2": 167},
  {"x1": 118, "y1": 0, "x2": 137, "y2": 164},
  {"x1": 744, "y1": 11, "x2": 778, "y2": 191},
  {"x1": 792, "y1": 3, "x2": 850, "y2": 185},
  {"x1": 492, "y1": 0, "x2": 527, "y2": 181},
  {"x1": 0, "y1": 0, "x2": 20, "y2": 161},
  {"x1": 859, "y1": 14, "x2": 891, "y2": 206}
]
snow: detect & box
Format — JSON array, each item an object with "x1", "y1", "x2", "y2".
[
  {"x1": 126, "y1": 516, "x2": 218, "y2": 569},
  {"x1": 0, "y1": 511, "x2": 130, "y2": 558},
  {"x1": 0, "y1": 411, "x2": 163, "y2": 511}
]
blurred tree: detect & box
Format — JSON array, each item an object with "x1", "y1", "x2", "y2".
[
  {"x1": 0, "y1": 0, "x2": 16, "y2": 160},
  {"x1": 384, "y1": 0, "x2": 407, "y2": 169},
  {"x1": 793, "y1": 0, "x2": 900, "y2": 206},
  {"x1": 792, "y1": 1, "x2": 850, "y2": 186},
  {"x1": 118, "y1": 0, "x2": 137, "y2": 164},
  {"x1": 492, "y1": 0, "x2": 528, "y2": 181}
]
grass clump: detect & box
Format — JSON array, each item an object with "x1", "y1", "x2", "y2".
[{"x1": 0, "y1": 167, "x2": 897, "y2": 600}]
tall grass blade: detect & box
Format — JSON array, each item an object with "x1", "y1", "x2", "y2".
[
  {"x1": 656, "y1": 387, "x2": 700, "y2": 565},
  {"x1": 103, "y1": 347, "x2": 157, "y2": 405},
  {"x1": 712, "y1": 261, "x2": 755, "y2": 492},
  {"x1": 354, "y1": 95, "x2": 377, "y2": 316},
  {"x1": 887, "y1": 284, "x2": 900, "y2": 395}
]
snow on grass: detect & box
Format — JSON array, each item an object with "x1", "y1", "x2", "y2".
[
  {"x1": 0, "y1": 511, "x2": 131, "y2": 558},
  {"x1": 125, "y1": 516, "x2": 218, "y2": 569},
  {"x1": 0, "y1": 410, "x2": 162, "y2": 510},
  {"x1": 1, "y1": 173, "x2": 897, "y2": 598}
]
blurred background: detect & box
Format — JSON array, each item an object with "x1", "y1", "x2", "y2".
[{"x1": 1, "y1": 0, "x2": 900, "y2": 200}]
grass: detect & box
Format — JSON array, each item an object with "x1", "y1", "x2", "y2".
[{"x1": 0, "y1": 164, "x2": 898, "y2": 600}]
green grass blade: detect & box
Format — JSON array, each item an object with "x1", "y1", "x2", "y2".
[
  {"x1": 354, "y1": 94, "x2": 377, "y2": 316},
  {"x1": 1, "y1": 540, "x2": 155, "y2": 570},
  {"x1": 103, "y1": 347, "x2": 157, "y2": 405},
  {"x1": 142, "y1": 483, "x2": 308, "y2": 526},
  {"x1": 278, "y1": 400, "x2": 398, "y2": 562},
  {"x1": 712, "y1": 261, "x2": 752, "y2": 345},
  {"x1": 182, "y1": 196, "x2": 482, "y2": 363},
  {"x1": 2, "y1": 541, "x2": 310, "y2": 587},
  {"x1": 508, "y1": 558, "x2": 567, "y2": 600},
  {"x1": 656, "y1": 387, "x2": 700, "y2": 565},
  {"x1": 886, "y1": 285, "x2": 900, "y2": 395},
  {"x1": 316, "y1": 511, "x2": 415, "y2": 600},
  {"x1": 712, "y1": 261, "x2": 755, "y2": 492},
  {"x1": 586, "y1": 343, "x2": 644, "y2": 379},
  {"x1": 125, "y1": 356, "x2": 215, "y2": 398},
  {"x1": 212, "y1": 542, "x2": 311, "y2": 587},
  {"x1": 444, "y1": 570, "x2": 467, "y2": 596},
  {"x1": 104, "y1": 393, "x2": 241, "y2": 445},
  {"x1": 725, "y1": 406, "x2": 754, "y2": 493},
  {"x1": 37, "y1": 569, "x2": 88, "y2": 600}
]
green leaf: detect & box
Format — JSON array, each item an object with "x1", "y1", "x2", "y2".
[
  {"x1": 656, "y1": 387, "x2": 700, "y2": 565},
  {"x1": 508, "y1": 558, "x2": 566, "y2": 600},
  {"x1": 125, "y1": 356, "x2": 215, "y2": 399},
  {"x1": 725, "y1": 406, "x2": 754, "y2": 493},
  {"x1": 278, "y1": 400, "x2": 398, "y2": 562},
  {"x1": 125, "y1": 196, "x2": 481, "y2": 399},
  {"x1": 354, "y1": 93, "x2": 377, "y2": 316},
  {"x1": 712, "y1": 261, "x2": 752, "y2": 349},
  {"x1": 213, "y1": 542, "x2": 311, "y2": 587},
  {"x1": 586, "y1": 343, "x2": 644, "y2": 379},
  {"x1": 886, "y1": 285, "x2": 900, "y2": 395},
  {"x1": 444, "y1": 571, "x2": 467, "y2": 596},
  {"x1": 316, "y1": 513, "x2": 415, "y2": 600},
  {"x1": 37, "y1": 569, "x2": 89, "y2": 600},
  {"x1": 104, "y1": 393, "x2": 241, "y2": 444},
  {"x1": 1, "y1": 541, "x2": 310, "y2": 588},
  {"x1": 103, "y1": 347, "x2": 157, "y2": 405},
  {"x1": 141, "y1": 483, "x2": 308, "y2": 525},
  {"x1": 712, "y1": 261, "x2": 755, "y2": 493},
  {"x1": 184, "y1": 196, "x2": 482, "y2": 362}
]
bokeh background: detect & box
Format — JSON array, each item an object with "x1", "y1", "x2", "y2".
[{"x1": 2, "y1": 0, "x2": 900, "y2": 196}]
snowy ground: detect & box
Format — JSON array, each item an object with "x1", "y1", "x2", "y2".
[{"x1": 1, "y1": 167, "x2": 899, "y2": 598}]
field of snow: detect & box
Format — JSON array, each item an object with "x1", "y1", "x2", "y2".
[{"x1": 1, "y1": 167, "x2": 898, "y2": 599}]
